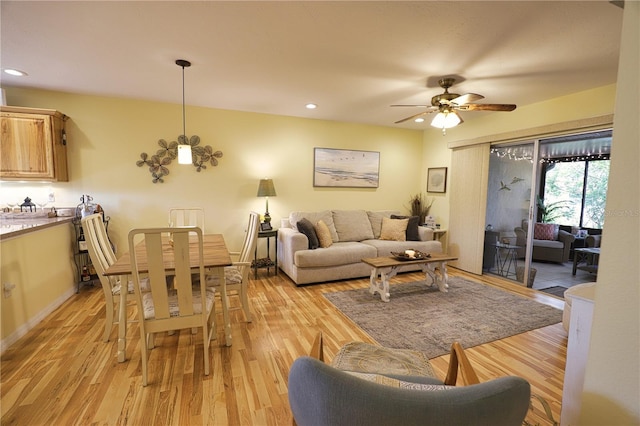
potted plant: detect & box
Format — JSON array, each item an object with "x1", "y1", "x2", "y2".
[{"x1": 407, "y1": 194, "x2": 433, "y2": 225}]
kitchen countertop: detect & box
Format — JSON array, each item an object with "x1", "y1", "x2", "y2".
[{"x1": 0, "y1": 212, "x2": 74, "y2": 241}]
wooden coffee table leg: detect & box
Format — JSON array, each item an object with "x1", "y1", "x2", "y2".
[
  {"x1": 440, "y1": 262, "x2": 450, "y2": 291},
  {"x1": 421, "y1": 262, "x2": 449, "y2": 293},
  {"x1": 369, "y1": 266, "x2": 397, "y2": 302}
]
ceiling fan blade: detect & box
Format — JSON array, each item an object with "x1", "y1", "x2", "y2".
[
  {"x1": 450, "y1": 93, "x2": 484, "y2": 105},
  {"x1": 457, "y1": 103, "x2": 517, "y2": 111},
  {"x1": 395, "y1": 110, "x2": 432, "y2": 124},
  {"x1": 390, "y1": 104, "x2": 432, "y2": 108}
]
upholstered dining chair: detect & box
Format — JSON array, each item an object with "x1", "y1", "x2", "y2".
[
  {"x1": 205, "y1": 211, "x2": 260, "y2": 322},
  {"x1": 169, "y1": 207, "x2": 205, "y2": 231},
  {"x1": 128, "y1": 226, "x2": 216, "y2": 386},
  {"x1": 82, "y1": 213, "x2": 149, "y2": 342},
  {"x1": 289, "y1": 332, "x2": 531, "y2": 426}
]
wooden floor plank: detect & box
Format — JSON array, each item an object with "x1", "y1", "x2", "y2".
[{"x1": 1, "y1": 268, "x2": 566, "y2": 425}]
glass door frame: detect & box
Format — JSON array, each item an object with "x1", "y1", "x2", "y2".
[{"x1": 484, "y1": 139, "x2": 540, "y2": 288}]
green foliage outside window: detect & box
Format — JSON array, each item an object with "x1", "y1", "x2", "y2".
[{"x1": 543, "y1": 160, "x2": 609, "y2": 228}]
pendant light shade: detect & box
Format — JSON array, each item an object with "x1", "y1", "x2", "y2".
[
  {"x1": 178, "y1": 144, "x2": 192, "y2": 164},
  {"x1": 176, "y1": 59, "x2": 193, "y2": 164}
]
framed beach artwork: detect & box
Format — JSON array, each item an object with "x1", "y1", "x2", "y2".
[
  {"x1": 427, "y1": 167, "x2": 447, "y2": 193},
  {"x1": 313, "y1": 148, "x2": 380, "y2": 188}
]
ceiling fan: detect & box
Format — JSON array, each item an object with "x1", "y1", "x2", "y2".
[{"x1": 392, "y1": 78, "x2": 517, "y2": 133}]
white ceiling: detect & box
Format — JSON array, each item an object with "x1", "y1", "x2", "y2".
[{"x1": 0, "y1": 1, "x2": 623, "y2": 130}]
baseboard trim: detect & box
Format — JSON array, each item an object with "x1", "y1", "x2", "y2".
[{"x1": 0, "y1": 287, "x2": 76, "y2": 354}]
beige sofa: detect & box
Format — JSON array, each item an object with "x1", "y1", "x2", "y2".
[{"x1": 277, "y1": 209, "x2": 442, "y2": 285}]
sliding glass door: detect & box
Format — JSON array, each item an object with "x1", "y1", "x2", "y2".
[
  {"x1": 484, "y1": 130, "x2": 612, "y2": 289},
  {"x1": 483, "y1": 142, "x2": 537, "y2": 287}
]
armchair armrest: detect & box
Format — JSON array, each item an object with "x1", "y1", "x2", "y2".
[
  {"x1": 557, "y1": 230, "x2": 576, "y2": 263},
  {"x1": 586, "y1": 234, "x2": 602, "y2": 248},
  {"x1": 557, "y1": 229, "x2": 575, "y2": 245},
  {"x1": 444, "y1": 342, "x2": 480, "y2": 386}
]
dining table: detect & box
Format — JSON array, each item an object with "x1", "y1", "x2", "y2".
[{"x1": 104, "y1": 233, "x2": 233, "y2": 363}]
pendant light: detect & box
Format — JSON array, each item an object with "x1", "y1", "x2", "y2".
[{"x1": 176, "y1": 59, "x2": 193, "y2": 164}]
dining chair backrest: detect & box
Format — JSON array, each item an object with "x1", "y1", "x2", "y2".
[
  {"x1": 127, "y1": 226, "x2": 215, "y2": 385},
  {"x1": 239, "y1": 211, "x2": 261, "y2": 265},
  {"x1": 82, "y1": 213, "x2": 121, "y2": 342},
  {"x1": 169, "y1": 208, "x2": 205, "y2": 231},
  {"x1": 82, "y1": 213, "x2": 117, "y2": 275},
  {"x1": 128, "y1": 227, "x2": 206, "y2": 321}
]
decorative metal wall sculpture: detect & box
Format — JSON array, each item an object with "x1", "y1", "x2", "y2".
[{"x1": 136, "y1": 136, "x2": 223, "y2": 183}]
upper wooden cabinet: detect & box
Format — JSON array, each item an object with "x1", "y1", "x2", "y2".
[{"x1": 1, "y1": 106, "x2": 69, "y2": 181}]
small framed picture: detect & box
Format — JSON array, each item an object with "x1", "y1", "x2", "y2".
[
  {"x1": 427, "y1": 167, "x2": 447, "y2": 193},
  {"x1": 260, "y1": 222, "x2": 273, "y2": 231}
]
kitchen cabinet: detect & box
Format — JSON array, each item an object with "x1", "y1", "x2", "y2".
[{"x1": 0, "y1": 106, "x2": 69, "y2": 181}]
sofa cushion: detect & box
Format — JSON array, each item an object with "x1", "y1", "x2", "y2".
[
  {"x1": 290, "y1": 210, "x2": 339, "y2": 242},
  {"x1": 294, "y1": 242, "x2": 377, "y2": 268},
  {"x1": 534, "y1": 223, "x2": 558, "y2": 240},
  {"x1": 532, "y1": 239, "x2": 563, "y2": 249},
  {"x1": 315, "y1": 220, "x2": 333, "y2": 248},
  {"x1": 380, "y1": 217, "x2": 408, "y2": 241},
  {"x1": 367, "y1": 210, "x2": 401, "y2": 239},
  {"x1": 391, "y1": 214, "x2": 420, "y2": 241},
  {"x1": 297, "y1": 218, "x2": 319, "y2": 249},
  {"x1": 332, "y1": 210, "x2": 375, "y2": 242}
]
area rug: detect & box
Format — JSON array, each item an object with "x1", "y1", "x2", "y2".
[
  {"x1": 323, "y1": 277, "x2": 562, "y2": 358},
  {"x1": 540, "y1": 286, "x2": 567, "y2": 299}
]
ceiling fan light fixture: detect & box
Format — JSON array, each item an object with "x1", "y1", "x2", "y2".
[{"x1": 430, "y1": 110, "x2": 461, "y2": 129}]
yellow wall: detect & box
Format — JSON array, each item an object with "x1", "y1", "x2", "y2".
[
  {"x1": 2, "y1": 88, "x2": 424, "y2": 255},
  {"x1": 0, "y1": 223, "x2": 76, "y2": 345}
]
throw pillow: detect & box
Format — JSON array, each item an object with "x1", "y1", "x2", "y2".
[
  {"x1": 379, "y1": 217, "x2": 408, "y2": 241},
  {"x1": 332, "y1": 210, "x2": 375, "y2": 242},
  {"x1": 391, "y1": 214, "x2": 420, "y2": 241},
  {"x1": 366, "y1": 210, "x2": 401, "y2": 239},
  {"x1": 315, "y1": 220, "x2": 333, "y2": 248},
  {"x1": 534, "y1": 223, "x2": 556, "y2": 241},
  {"x1": 297, "y1": 218, "x2": 319, "y2": 249}
]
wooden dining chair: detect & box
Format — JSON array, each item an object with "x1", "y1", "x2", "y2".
[
  {"x1": 169, "y1": 207, "x2": 205, "y2": 231},
  {"x1": 205, "y1": 211, "x2": 260, "y2": 322},
  {"x1": 82, "y1": 213, "x2": 149, "y2": 342},
  {"x1": 128, "y1": 226, "x2": 216, "y2": 386}
]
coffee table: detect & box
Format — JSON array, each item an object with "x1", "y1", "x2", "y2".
[
  {"x1": 572, "y1": 247, "x2": 600, "y2": 275},
  {"x1": 362, "y1": 253, "x2": 458, "y2": 302}
]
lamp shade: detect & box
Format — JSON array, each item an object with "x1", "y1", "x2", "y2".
[{"x1": 257, "y1": 179, "x2": 277, "y2": 197}]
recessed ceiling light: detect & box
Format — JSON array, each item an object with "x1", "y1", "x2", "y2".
[
  {"x1": 3, "y1": 68, "x2": 28, "y2": 77},
  {"x1": 305, "y1": 103, "x2": 317, "y2": 109},
  {"x1": 414, "y1": 117, "x2": 425, "y2": 123}
]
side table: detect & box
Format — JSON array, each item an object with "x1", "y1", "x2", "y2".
[
  {"x1": 253, "y1": 229, "x2": 278, "y2": 278},
  {"x1": 493, "y1": 243, "x2": 519, "y2": 279},
  {"x1": 433, "y1": 228, "x2": 448, "y2": 252}
]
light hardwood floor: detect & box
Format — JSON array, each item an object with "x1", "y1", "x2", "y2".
[{"x1": 1, "y1": 268, "x2": 566, "y2": 425}]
